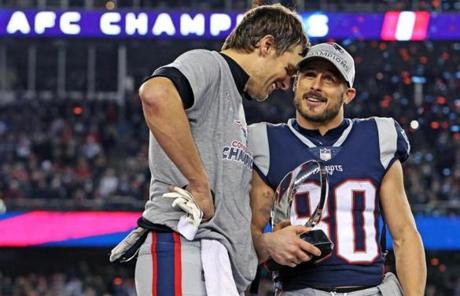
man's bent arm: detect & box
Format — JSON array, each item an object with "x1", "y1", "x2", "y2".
[
  {"x1": 380, "y1": 160, "x2": 426, "y2": 296},
  {"x1": 139, "y1": 77, "x2": 214, "y2": 219}
]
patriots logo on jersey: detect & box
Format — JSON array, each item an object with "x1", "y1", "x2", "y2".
[{"x1": 320, "y1": 148, "x2": 332, "y2": 161}]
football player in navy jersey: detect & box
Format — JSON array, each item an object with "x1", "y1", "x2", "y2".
[{"x1": 249, "y1": 42, "x2": 426, "y2": 295}]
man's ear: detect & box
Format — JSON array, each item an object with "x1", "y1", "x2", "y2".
[
  {"x1": 256, "y1": 35, "x2": 275, "y2": 56},
  {"x1": 343, "y1": 87, "x2": 356, "y2": 104}
]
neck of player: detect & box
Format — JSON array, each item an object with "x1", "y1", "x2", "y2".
[
  {"x1": 295, "y1": 108, "x2": 344, "y2": 136},
  {"x1": 220, "y1": 49, "x2": 256, "y2": 77}
]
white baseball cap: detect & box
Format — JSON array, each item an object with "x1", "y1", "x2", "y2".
[{"x1": 298, "y1": 42, "x2": 355, "y2": 87}]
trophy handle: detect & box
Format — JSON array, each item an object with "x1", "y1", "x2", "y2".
[{"x1": 304, "y1": 166, "x2": 328, "y2": 228}]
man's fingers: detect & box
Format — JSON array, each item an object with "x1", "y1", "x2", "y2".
[
  {"x1": 299, "y1": 240, "x2": 321, "y2": 257},
  {"x1": 280, "y1": 255, "x2": 297, "y2": 268},
  {"x1": 276, "y1": 250, "x2": 312, "y2": 268},
  {"x1": 291, "y1": 225, "x2": 312, "y2": 234},
  {"x1": 286, "y1": 253, "x2": 311, "y2": 267},
  {"x1": 296, "y1": 250, "x2": 312, "y2": 263}
]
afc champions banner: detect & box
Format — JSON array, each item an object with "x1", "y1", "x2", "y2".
[{"x1": 0, "y1": 9, "x2": 459, "y2": 40}]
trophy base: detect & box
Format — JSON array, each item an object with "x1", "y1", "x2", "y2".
[
  {"x1": 266, "y1": 229, "x2": 333, "y2": 271},
  {"x1": 299, "y1": 229, "x2": 333, "y2": 261}
]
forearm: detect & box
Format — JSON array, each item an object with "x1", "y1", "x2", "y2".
[
  {"x1": 250, "y1": 172, "x2": 275, "y2": 263},
  {"x1": 393, "y1": 231, "x2": 426, "y2": 296},
  {"x1": 252, "y1": 225, "x2": 270, "y2": 263},
  {"x1": 250, "y1": 197, "x2": 273, "y2": 263}
]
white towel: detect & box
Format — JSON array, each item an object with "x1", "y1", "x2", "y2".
[
  {"x1": 177, "y1": 215, "x2": 199, "y2": 240},
  {"x1": 201, "y1": 239, "x2": 240, "y2": 296}
]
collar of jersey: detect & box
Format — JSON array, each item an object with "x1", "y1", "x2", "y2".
[
  {"x1": 287, "y1": 118, "x2": 354, "y2": 148},
  {"x1": 219, "y1": 52, "x2": 250, "y2": 98}
]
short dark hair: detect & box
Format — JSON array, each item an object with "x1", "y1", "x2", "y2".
[{"x1": 222, "y1": 4, "x2": 309, "y2": 55}]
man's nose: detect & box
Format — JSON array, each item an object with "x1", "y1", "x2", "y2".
[
  {"x1": 310, "y1": 75, "x2": 322, "y2": 91},
  {"x1": 278, "y1": 75, "x2": 291, "y2": 90}
]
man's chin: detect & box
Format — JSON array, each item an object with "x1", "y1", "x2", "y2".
[
  {"x1": 300, "y1": 111, "x2": 329, "y2": 123},
  {"x1": 255, "y1": 96, "x2": 269, "y2": 102},
  {"x1": 244, "y1": 89, "x2": 268, "y2": 102},
  {"x1": 252, "y1": 93, "x2": 269, "y2": 102}
]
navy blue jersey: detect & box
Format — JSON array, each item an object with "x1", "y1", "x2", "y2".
[{"x1": 248, "y1": 117, "x2": 410, "y2": 290}]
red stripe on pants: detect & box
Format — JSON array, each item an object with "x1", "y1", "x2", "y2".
[
  {"x1": 151, "y1": 232, "x2": 158, "y2": 296},
  {"x1": 173, "y1": 233, "x2": 182, "y2": 296}
]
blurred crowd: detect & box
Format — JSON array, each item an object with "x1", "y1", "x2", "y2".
[
  {"x1": 0, "y1": 96, "x2": 150, "y2": 210},
  {"x1": 0, "y1": 263, "x2": 135, "y2": 296},
  {"x1": 0, "y1": 41, "x2": 459, "y2": 214}
]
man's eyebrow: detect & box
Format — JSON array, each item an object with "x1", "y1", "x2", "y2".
[{"x1": 300, "y1": 68, "x2": 340, "y2": 79}]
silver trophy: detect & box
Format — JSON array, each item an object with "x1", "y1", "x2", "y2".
[{"x1": 266, "y1": 160, "x2": 333, "y2": 271}]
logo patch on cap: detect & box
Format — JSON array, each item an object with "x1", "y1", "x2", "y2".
[{"x1": 332, "y1": 43, "x2": 344, "y2": 53}]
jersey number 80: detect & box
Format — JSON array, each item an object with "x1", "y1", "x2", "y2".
[{"x1": 291, "y1": 179, "x2": 380, "y2": 264}]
